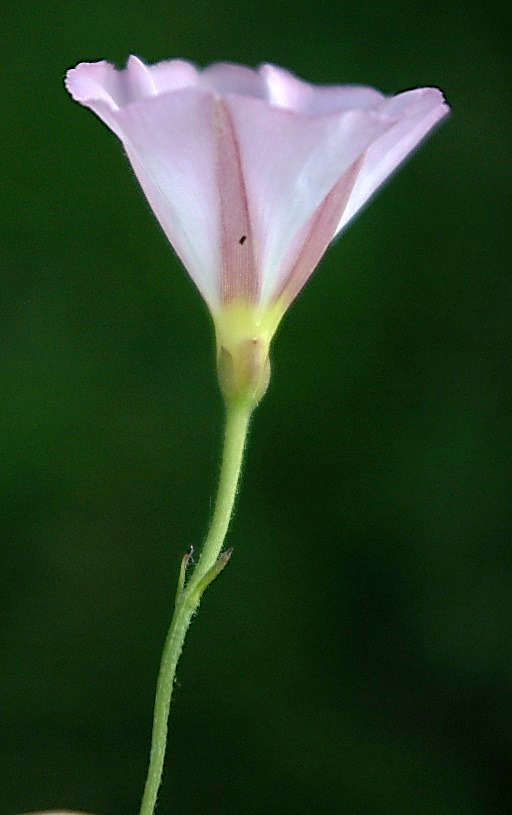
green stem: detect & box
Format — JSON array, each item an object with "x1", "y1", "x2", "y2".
[{"x1": 138, "y1": 398, "x2": 252, "y2": 815}]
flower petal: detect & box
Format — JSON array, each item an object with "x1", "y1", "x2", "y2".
[
  {"x1": 276, "y1": 156, "x2": 364, "y2": 305},
  {"x1": 225, "y1": 96, "x2": 395, "y2": 303},
  {"x1": 337, "y1": 87, "x2": 449, "y2": 231},
  {"x1": 65, "y1": 58, "x2": 449, "y2": 319},
  {"x1": 109, "y1": 90, "x2": 222, "y2": 307},
  {"x1": 260, "y1": 63, "x2": 385, "y2": 113},
  {"x1": 138, "y1": 57, "x2": 199, "y2": 94},
  {"x1": 66, "y1": 56, "x2": 150, "y2": 109},
  {"x1": 201, "y1": 62, "x2": 267, "y2": 98},
  {"x1": 65, "y1": 56, "x2": 199, "y2": 107}
]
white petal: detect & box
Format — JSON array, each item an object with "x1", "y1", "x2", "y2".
[
  {"x1": 111, "y1": 90, "x2": 222, "y2": 308},
  {"x1": 66, "y1": 56, "x2": 151, "y2": 108},
  {"x1": 201, "y1": 62, "x2": 266, "y2": 98},
  {"x1": 225, "y1": 96, "x2": 394, "y2": 303},
  {"x1": 337, "y1": 88, "x2": 449, "y2": 231},
  {"x1": 260, "y1": 64, "x2": 385, "y2": 113},
  {"x1": 140, "y1": 57, "x2": 199, "y2": 94}
]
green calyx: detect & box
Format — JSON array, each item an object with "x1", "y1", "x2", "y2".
[{"x1": 213, "y1": 301, "x2": 284, "y2": 408}]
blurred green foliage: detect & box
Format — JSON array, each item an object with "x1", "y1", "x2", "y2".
[{"x1": 1, "y1": 1, "x2": 511, "y2": 813}]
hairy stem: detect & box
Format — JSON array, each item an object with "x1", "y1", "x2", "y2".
[{"x1": 138, "y1": 398, "x2": 252, "y2": 815}]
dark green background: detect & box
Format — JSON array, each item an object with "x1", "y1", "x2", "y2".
[{"x1": 2, "y1": 1, "x2": 510, "y2": 813}]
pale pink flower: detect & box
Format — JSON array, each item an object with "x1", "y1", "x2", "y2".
[
  {"x1": 65, "y1": 58, "x2": 448, "y2": 313},
  {"x1": 65, "y1": 58, "x2": 448, "y2": 400}
]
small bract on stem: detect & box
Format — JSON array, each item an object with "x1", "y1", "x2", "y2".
[{"x1": 64, "y1": 56, "x2": 449, "y2": 815}]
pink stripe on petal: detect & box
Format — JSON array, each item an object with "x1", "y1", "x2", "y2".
[
  {"x1": 214, "y1": 101, "x2": 258, "y2": 304},
  {"x1": 276, "y1": 157, "x2": 364, "y2": 306}
]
